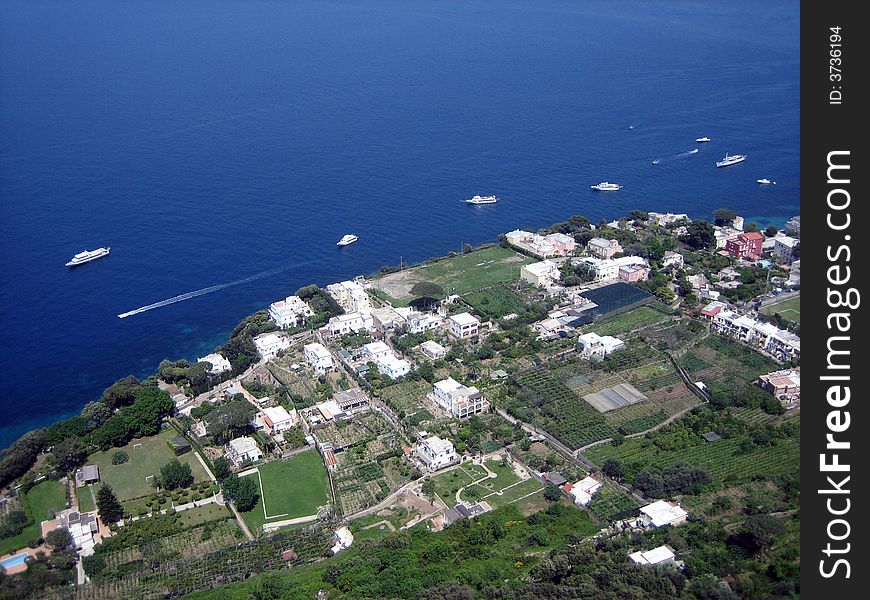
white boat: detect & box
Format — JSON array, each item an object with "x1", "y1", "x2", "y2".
[
  {"x1": 66, "y1": 247, "x2": 110, "y2": 267},
  {"x1": 690, "y1": 149, "x2": 699, "y2": 154},
  {"x1": 591, "y1": 182, "x2": 622, "y2": 191},
  {"x1": 651, "y1": 160, "x2": 659, "y2": 165},
  {"x1": 757, "y1": 178, "x2": 775, "y2": 185},
  {"x1": 715, "y1": 153, "x2": 746, "y2": 168},
  {"x1": 696, "y1": 136, "x2": 711, "y2": 143},
  {"x1": 465, "y1": 195, "x2": 497, "y2": 205},
  {"x1": 337, "y1": 234, "x2": 358, "y2": 246}
]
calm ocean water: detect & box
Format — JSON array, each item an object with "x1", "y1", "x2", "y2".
[{"x1": 0, "y1": 0, "x2": 799, "y2": 449}]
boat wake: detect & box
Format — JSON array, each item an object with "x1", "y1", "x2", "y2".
[
  {"x1": 650, "y1": 148, "x2": 700, "y2": 164},
  {"x1": 117, "y1": 267, "x2": 286, "y2": 319}
]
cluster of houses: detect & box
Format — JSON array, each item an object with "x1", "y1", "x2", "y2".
[
  {"x1": 701, "y1": 302, "x2": 800, "y2": 362},
  {"x1": 756, "y1": 367, "x2": 801, "y2": 408},
  {"x1": 505, "y1": 229, "x2": 577, "y2": 258}
]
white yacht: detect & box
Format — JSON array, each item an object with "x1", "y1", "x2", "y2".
[
  {"x1": 591, "y1": 182, "x2": 622, "y2": 191},
  {"x1": 757, "y1": 178, "x2": 775, "y2": 185},
  {"x1": 695, "y1": 136, "x2": 711, "y2": 143},
  {"x1": 465, "y1": 195, "x2": 497, "y2": 205},
  {"x1": 337, "y1": 234, "x2": 358, "y2": 246},
  {"x1": 715, "y1": 153, "x2": 746, "y2": 168},
  {"x1": 66, "y1": 247, "x2": 110, "y2": 267}
]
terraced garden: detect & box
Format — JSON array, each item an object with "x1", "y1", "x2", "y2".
[
  {"x1": 578, "y1": 306, "x2": 672, "y2": 337},
  {"x1": 587, "y1": 481, "x2": 639, "y2": 521}
]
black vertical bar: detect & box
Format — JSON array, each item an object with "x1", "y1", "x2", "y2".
[{"x1": 802, "y1": 1, "x2": 865, "y2": 597}]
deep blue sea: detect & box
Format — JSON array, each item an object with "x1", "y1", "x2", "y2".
[{"x1": 0, "y1": 0, "x2": 799, "y2": 450}]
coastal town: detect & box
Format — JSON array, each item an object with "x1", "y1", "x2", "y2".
[{"x1": 0, "y1": 208, "x2": 800, "y2": 599}]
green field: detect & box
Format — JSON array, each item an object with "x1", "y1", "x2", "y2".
[
  {"x1": 87, "y1": 429, "x2": 210, "y2": 502},
  {"x1": 760, "y1": 294, "x2": 800, "y2": 323},
  {"x1": 238, "y1": 451, "x2": 330, "y2": 533},
  {"x1": 0, "y1": 480, "x2": 68, "y2": 555},
  {"x1": 372, "y1": 245, "x2": 534, "y2": 303},
  {"x1": 76, "y1": 485, "x2": 96, "y2": 512},
  {"x1": 579, "y1": 306, "x2": 671, "y2": 337}
]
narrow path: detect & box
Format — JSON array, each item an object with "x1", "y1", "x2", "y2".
[
  {"x1": 228, "y1": 502, "x2": 255, "y2": 541},
  {"x1": 361, "y1": 519, "x2": 396, "y2": 532}
]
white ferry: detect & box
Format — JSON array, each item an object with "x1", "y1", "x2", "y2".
[
  {"x1": 465, "y1": 195, "x2": 497, "y2": 205},
  {"x1": 715, "y1": 153, "x2": 746, "y2": 168},
  {"x1": 695, "y1": 136, "x2": 711, "y2": 143},
  {"x1": 590, "y1": 182, "x2": 622, "y2": 191},
  {"x1": 66, "y1": 247, "x2": 111, "y2": 267},
  {"x1": 337, "y1": 234, "x2": 358, "y2": 246}
]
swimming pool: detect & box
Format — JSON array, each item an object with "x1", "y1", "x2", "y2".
[{"x1": 0, "y1": 553, "x2": 29, "y2": 569}]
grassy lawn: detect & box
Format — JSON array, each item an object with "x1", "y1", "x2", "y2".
[
  {"x1": 177, "y1": 503, "x2": 233, "y2": 528},
  {"x1": 429, "y1": 463, "x2": 489, "y2": 505},
  {"x1": 238, "y1": 450, "x2": 330, "y2": 533},
  {"x1": 580, "y1": 306, "x2": 671, "y2": 337},
  {"x1": 760, "y1": 294, "x2": 800, "y2": 323},
  {"x1": 76, "y1": 485, "x2": 96, "y2": 513},
  {"x1": 0, "y1": 480, "x2": 68, "y2": 556},
  {"x1": 87, "y1": 429, "x2": 210, "y2": 502},
  {"x1": 372, "y1": 246, "x2": 534, "y2": 303}
]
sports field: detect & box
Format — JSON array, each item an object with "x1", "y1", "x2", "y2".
[
  {"x1": 87, "y1": 429, "x2": 210, "y2": 502},
  {"x1": 0, "y1": 480, "x2": 68, "y2": 555},
  {"x1": 760, "y1": 294, "x2": 800, "y2": 323},
  {"x1": 372, "y1": 245, "x2": 533, "y2": 304},
  {"x1": 238, "y1": 450, "x2": 330, "y2": 533}
]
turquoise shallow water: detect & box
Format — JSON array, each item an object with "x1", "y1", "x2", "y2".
[{"x1": 0, "y1": 0, "x2": 799, "y2": 449}]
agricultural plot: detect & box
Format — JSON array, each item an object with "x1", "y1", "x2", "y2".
[
  {"x1": 586, "y1": 434, "x2": 800, "y2": 486},
  {"x1": 510, "y1": 369, "x2": 615, "y2": 450},
  {"x1": 463, "y1": 284, "x2": 529, "y2": 320},
  {"x1": 371, "y1": 245, "x2": 534, "y2": 303},
  {"x1": 583, "y1": 383, "x2": 648, "y2": 413},
  {"x1": 760, "y1": 294, "x2": 800, "y2": 323},
  {"x1": 238, "y1": 451, "x2": 330, "y2": 533},
  {"x1": 379, "y1": 380, "x2": 438, "y2": 428},
  {"x1": 681, "y1": 336, "x2": 779, "y2": 387},
  {"x1": 87, "y1": 429, "x2": 210, "y2": 503},
  {"x1": 579, "y1": 305, "x2": 670, "y2": 337},
  {"x1": 587, "y1": 481, "x2": 639, "y2": 521},
  {"x1": 268, "y1": 353, "x2": 319, "y2": 399}
]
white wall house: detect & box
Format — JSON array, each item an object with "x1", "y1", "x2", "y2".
[
  {"x1": 521, "y1": 260, "x2": 561, "y2": 287},
  {"x1": 772, "y1": 236, "x2": 799, "y2": 264},
  {"x1": 629, "y1": 545, "x2": 676, "y2": 566},
  {"x1": 566, "y1": 476, "x2": 603, "y2": 506},
  {"x1": 662, "y1": 251, "x2": 684, "y2": 269},
  {"x1": 447, "y1": 312, "x2": 480, "y2": 339},
  {"x1": 639, "y1": 500, "x2": 688, "y2": 528},
  {"x1": 432, "y1": 377, "x2": 489, "y2": 419},
  {"x1": 378, "y1": 354, "x2": 411, "y2": 379},
  {"x1": 197, "y1": 352, "x2": 231, "y2": 375},
  {"x1": 419, "y1": 340, "x2": 447, "y2": 359},
  {"x1": 261, "y1": 406, "x2": 297, "y2": 434},
  {"x1": 587, "y1": 237, "x2": 623, "y2": 259},
  {"x1": 325, "y1": 280, "x2": 372, "y2": 314},
  {"x1": 405, "y1": 311, "x2": 443, "y2": 334},
  {"x1": 328, "y1": 312, "x2": 368, "y2": 335},
  {"x1": 415, "y1": 432, "x2": 459, "y2": 471},
  {"x1": 303, "y1": 342, "x2": 334, "y2": 373},
  {"x1": 253, "y1": 332, "x2": 291, "y2": 361},
  {"x1": 269, "y1": 295, "x2": 313, "y2": 329},
  {"x1": 226, "y1": 436, "x2": 263, "y2": 468},
  {"x1": 577, "y1": 332, "x2": 625, "y2": 359}
]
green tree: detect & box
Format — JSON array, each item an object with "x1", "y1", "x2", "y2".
[
  {"x1": 82, "y1": 554, "x2": 106, "y2": 577},
  {"x1": 421, "y1": 480, "x2": 436, "y2": 505},
  {"x1": 543, "y1": 484, "x2": 562, "y2": 502},
  {"x1": 682, "y1": 221, "x2": 716, "y2": 250},
  {"x1": 159, "y1": 459, "x2": 194, "y2": 490},
  {"x1": 764, "y1": 225, "x2": 778, "y2": 237},
  {"x1": 602, "y1": 459, "x2": 624, "y2": 480},
  {"x1": 212, "y1": 456, "x2": 231, "y2": 480},
  {"x1": 51, "y1": 436, "x2": 87, "y2": 475},
  {"x1": 713, "y1": 208, "x2": 737, "y2": 226},
  {"x1": 100, "y1": 375, "x2": 142, "y2": 410},
  {"x1": 96, "y1": 484, "x2": 124, "y2": 524},
  {"x1": 112, "y1": 450, "x2": 129, "y2": 465},
  {"x1": 45, "y1": 527, "x2": 73, "y2": 550}
]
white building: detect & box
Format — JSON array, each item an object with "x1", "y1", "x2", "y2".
[
  {"x1": 648, "y1": 212, "x2": 689, "y2": 226},
  {"x1": 197, "y1": 352, "x2": 231, "y2": 375},
  {"x1": 662, "y1": 251, "x2": 684, "y2": 269},
  {"x1": 261, "y1": 406, "x2": 297, "y2": 434},
  {"x1": 432, "y1": 377, "x2": 489, "y2": 419},
  {"x1": 268, "y1": 295, "x2": 313, "y2": 329},
  {"x1": 521, "y1": 260, "x2": 561, "y2": 287},
  {"x1": 629, "y1": 545, "x2": 676, "y2": 566},
  {"x1": 363, "y1": 341, "x2": 392, "y2": 361},
  {"x1": 226, "y1": 436, "x2": 263, "y2": 468},
  {"x1": 566, "y1": 476, "x2": 603, "y2": 506},
  {"x1": 577, "y1": 332, "x2": 625, "y2": 359},
  {"x1": 405, "y1": 311, "x2": 443, "y2": 334},
  {"x1": 772, "y1": 236, "x2": 799, "y2": 264},
  {"x1": 331, "y1": 526, "x2": 354, "y2": 554},
  {"x1": 587, "y1": 237, "x2": 623, "y2": 259},
  {"x1": 378, "y1": 354, "x2": 411, "y2": 379},
  {"x1": 505, "y1": 229, "x2": 576, "y2": 258},
  {"x1": 419, "y1": 340, "x2": 447, "y2": 360},
  {"x1": 639, "y1": 500, "x2": 688, "y2": 528},
  {"x1": 303, "y1": 342, "x2": 334, "y2": 373},
  {"x1": 448, "y1": 312, "x2": 480, "y2": 339},
  {"x1": 327, "y1": 312, "x2": 368, "y2": 335},
  {"x1": 253, "y1": 332, "x2": 291, "y2": 361},
  {"x1": 415, "y1": 432, "x2": 459, "y2": 471},
  {"x1": 710, "y1": 311, "x2": 800, "y2": 361},
  {"x1": 326, "y1": 280, "x2": 372, "y2": 314},
  {"x1": 577, "y1": 257, "x2": 620, "y2": 282}
]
